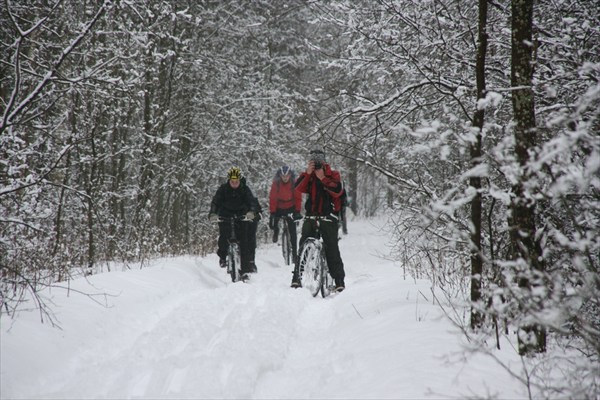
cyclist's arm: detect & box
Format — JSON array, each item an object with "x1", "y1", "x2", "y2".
[
  {"x1": 321, "y1": 171, "x2": 343, "y2": 198},
  {"x1": 294, "y1": 172, "x2": 310, "y2": 193},
  {"x1": 293, "y1": 182, "x2": 303, "y2": 212},
  {"x1": 210, "y1": 185, "x2": 224, "y2": 215},
  {"x1": 244, "y1": 186, "x2": 260, "y2": 213}
]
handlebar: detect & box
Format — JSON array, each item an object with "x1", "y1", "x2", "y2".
[
  {"x1": 213, "y1": 215, "x2": 253, "y2": 224},
  {"x1": 217, "y1": 215, "x2": 254, "y2": 222},
  {"x1": 303, "y1": 214, "x2": 338, "y2": 223},
  {"x1": 280, "y1": 213, "x2": 299, "y2": 221}
]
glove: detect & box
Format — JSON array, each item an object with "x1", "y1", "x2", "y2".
[
  {"x1": 245, "y1": 211, "x2": 255, "y2": 221},
  {"x1": 293, "y1": 212, "x2": 303, "y2": 221},
  {"x1": 208, "y1": 213, "x2": 218, "y2": 223},
  {"x1": 269, "y1": 214, "x2": 276, "y2": 229}
]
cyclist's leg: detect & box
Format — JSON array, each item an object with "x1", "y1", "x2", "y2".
[
  {"x1": 286, "y1": 217, "x2": 299, "y2": 262},
  {"x1": 320, "y1": 219, "x2": 345, "y2": 288},
  {"x1": 299, "y1": 218, "x2": 318, "y2": 247},
  {"x1": 217, "y1": 222, "x2": 231, "y2": 264}
]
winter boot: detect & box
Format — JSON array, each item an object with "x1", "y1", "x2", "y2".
[
  {"x1": 291, "y1": 272, "x2": 301, "y2": 288},
  {"x1": 249, "y1": 261, "x2": 257, "y2": 273}
]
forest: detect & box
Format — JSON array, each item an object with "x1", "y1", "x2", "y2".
[{"x1": 1, "y1": 1, "x2": 598, "y2": 398}]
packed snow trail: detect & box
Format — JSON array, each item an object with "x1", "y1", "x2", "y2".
[{"x1": 1, "y1": 218, "x2": 526, "y2": 399}]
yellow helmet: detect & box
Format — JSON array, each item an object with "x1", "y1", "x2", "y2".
[{"x1": 227, "y1": 166, "x2": 242, "y2": 180}]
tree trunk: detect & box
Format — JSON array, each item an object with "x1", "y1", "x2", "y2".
[
  {"x1": 348, "y1": 137, "x2": 359, "y2": 216},
  {"x1": 470, "y1": 0, "x2": 488, "y2": 330},
  {"x1": 510, "y1": 0, "x2": 546, "y2": 355}
]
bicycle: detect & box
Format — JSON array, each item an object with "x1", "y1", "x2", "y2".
[
  {"x1": 278, "y1": 213, "x2": 297, "y2": 266},
  {"x1": 295, "y1": 215, "x2": 335, "y2": 298},
  {"x1": 217, "y1": 215, "x2": 251, "y2": 283}
]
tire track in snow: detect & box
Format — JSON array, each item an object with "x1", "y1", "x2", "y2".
[{"x1": 39, "y1": 254, "x2": 320, "y2": 399}]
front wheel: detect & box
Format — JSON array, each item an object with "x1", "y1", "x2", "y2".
[
  {"x1": 299, "y1": 239, "x2": 323, "y2": 297},
  {"x1": 227, "y1": 241, "x2": 241, "y2": 282},
  {"x1": 282, "y1": 225, "x2": 292, "y2": 266}
]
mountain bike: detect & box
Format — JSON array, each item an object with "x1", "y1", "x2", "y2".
[
  {"x1": 296, "y1": 216, "x2": 335, "y2": 298},
  {"x1": 279, "y1": 214, "x2": 297, "y2": 266},
  {"x1": 217, "y1": 215, "x2": 251, "y2": 283}
]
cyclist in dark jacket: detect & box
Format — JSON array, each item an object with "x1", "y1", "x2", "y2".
[
  {"x1": 209, "y1": 167, "x2": 259, "y2": 274},
  {"x1": 293, "y1": 148, "x2": 346, "y2": 291}
]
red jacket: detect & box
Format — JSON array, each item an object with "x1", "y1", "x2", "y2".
[
  {"x1": 294, "y1": 163, "x2": 344, "y2": 215},
  {"x1": 269, "y1": 178, "x2": 302, "y2": 214}
]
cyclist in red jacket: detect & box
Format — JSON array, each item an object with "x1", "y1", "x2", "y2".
[
  {"x1": 293, "y1": 148, "x2": 346, "y2": 291},
  {"x1": 269, "y1": 166, "x2": 303, "y2": 262}
]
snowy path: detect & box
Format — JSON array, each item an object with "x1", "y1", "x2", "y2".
[{"x1": 1, "y1": 218, "x2": 526, "y2": 399}]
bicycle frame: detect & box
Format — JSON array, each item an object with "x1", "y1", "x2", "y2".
[{"x1": 217, "y1": 215, "x2": 250, "y2": 282}]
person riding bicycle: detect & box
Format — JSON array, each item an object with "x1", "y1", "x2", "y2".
[
  {"x1": 269, "y1": 165, "x2": 302, "y2": 262},
  {"x1": 208, "y1": 167, "x2": 259, "y2": 275},
  {"x1": 292, "y1": 148, "x2": 346, "y2": 292}
]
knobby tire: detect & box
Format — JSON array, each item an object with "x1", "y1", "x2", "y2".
[
  {"x1": 228, "y1": 242, "x2": 241, "y2": 282},
  {"x1": 299, "y1": 239, "x2": 323, "y2": 297}
]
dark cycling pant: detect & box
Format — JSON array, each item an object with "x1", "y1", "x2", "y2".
[
  {"x1": 218, "y1": 220, "x2": 251, "y2": 273},
  {"x1": 297, "y1": 217, "x2": 344, "y2": 282}
]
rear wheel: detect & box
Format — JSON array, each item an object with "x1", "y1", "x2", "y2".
[
  {"x1": 227, "y1": 242, "x2": 241, "y2": 282},
  {"x1": 299, "y1": 239, "x2": 322, "y2": 297}
]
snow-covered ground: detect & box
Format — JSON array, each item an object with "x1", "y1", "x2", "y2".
[{"x1": 1, "y1": 218, "x2": 528, "y2": 399}]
